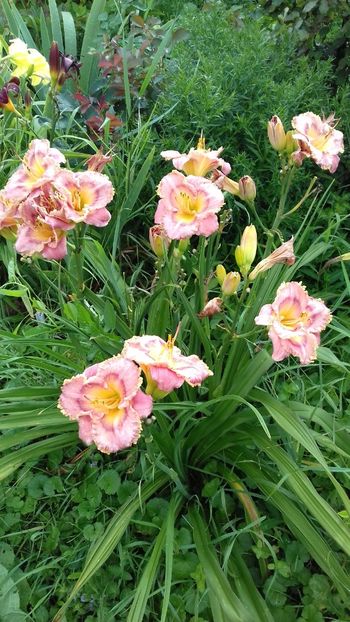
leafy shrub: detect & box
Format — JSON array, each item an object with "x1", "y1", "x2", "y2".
[{"x1": 153, "y1": 3, "x2": 350, "y2": 212}]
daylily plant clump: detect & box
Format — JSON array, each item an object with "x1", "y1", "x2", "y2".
[
  {"x1": 0, "y1": 139, "x2": 114, "y2": 259},
  {"x1": 56, "y1": 109, "x2": 343, "y2": 456}
]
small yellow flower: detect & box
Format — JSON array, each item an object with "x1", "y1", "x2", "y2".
[{"x1": 9, "y1": 38, "x2": 50, "y2": 86}]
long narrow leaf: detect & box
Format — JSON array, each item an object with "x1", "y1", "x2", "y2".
[
  {"x1": 2, "y1": 0, "x2": 36, "y2": 47},
  {"x1": 243, "y1": 461, "x2": 350, "y2": 599},
  {"x1": 127, "y1": 494, "x2": 182, "y2": 622},
  {"x1": 189, "y1": 506, "x2": 250, "y2": 622},
  {"x1": 79, "y1": 0, "x2": 106, "y2": 92},
  {"x1": 62, "y1": 11, "x2": 77, "y2": 56},
  {"x1": 251, "y1": 388, "x2": 350, "y2": 514},
  {"x1": 48, "y1": 0, "x2": 64, "y2": 50}
]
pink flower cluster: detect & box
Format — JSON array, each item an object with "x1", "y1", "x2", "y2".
[
  {"x1": 58, "y1": 334, "x2": 213, "y2": 454},
  {"x1": 292, "y1": 112, "x2": 344, "y2": 173},
  {"x1": 154, "y1": 141, "x2": 228, "y2": 240},
  {"x1": 255, "y1": 282, "x2": 331, "y2": 364},
  {"x1": 0, "y1": 139, "x2": 114, "y2": 260},
  {"x1": 268, "y1": 112, "x2": 344, "y2": 173}
]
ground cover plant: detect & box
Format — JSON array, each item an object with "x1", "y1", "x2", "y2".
[{"x1": 0, "y1": 1, "x2": 350, "y2": 621}]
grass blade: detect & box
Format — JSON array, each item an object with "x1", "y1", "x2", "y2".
[
  {"x1": 62, "y1": 11, "x2": 77, "y2": 57},
  {"x1": 189, "y1": 506, "x2": 249, "y2": 622},
  {"x1": 79, "y1": 0, "x2": 106, "y2": 92},
  {"x1": 127, "y1": 494, "x2": 182, "y2": 622},
  {"x1": 48, "y1": 0, "x2": 63, "y2": 50}
]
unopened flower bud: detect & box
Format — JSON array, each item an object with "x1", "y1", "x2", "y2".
[
  {"x1": 216, "y1": 264, "x2": 226, "y2": 285},
  {"x1": 149, "y1": 225, "x2": 170, "y2": 258},
  {"x1": 249, "y1": 238, "x2": 295, "y2": 280},
  {"x1": 49, "y1": 41, "x2": 60, "y2": 85},
  {"x1": 238, "y1": 176, "x2": 256, "y2": 202},
  {"x1": 284, "y1": 130, "x2": 298, "y2": 155},
  {"x1": 235, "y1": 225, "x2": 257, "y2": 276},
  {"x1": 268, "y1": 115, "x2": 287, "y2": 152},
  {"x1": 222, "y1": 271, "x2": 241, "y2": 296}
]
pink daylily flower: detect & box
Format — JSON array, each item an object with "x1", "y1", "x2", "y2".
[
  {"x1": 18, "y1": 183, "x2": 75, "y2": 231},
  {"x1": 155, "y1": 170, "x2": 225, "y2": 239},
  {"x1": 58, "y1": 356, "x2": 153, "y2": 454},
  {"x1": 4, "y1": 139, "x2": 66, "y2": 202},
  {"x1": 0, "y1": 191, "x2": 18, "y2": 234},
  {"x1": 291, "y1": 112, "x2": 344, "y2": 173},
  {"x1": 55, "y1": 170, "x2": 114, "y2": 226},
  {"x1": 122, "y1": 334, "x2": 213, "y2": 396},
  {"x1": 255, "y1": 281, "x2": 332, "y2": 364},
  {"x1": 15, "y1": 221, "x2": 67, "y2": 260},
  {"x1": 161, "y1": 145, "x2": 231, "y2": 177}
]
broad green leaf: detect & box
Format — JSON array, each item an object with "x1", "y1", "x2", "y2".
[
  {"x1": 40, "y1": 8, "x2": 51, "y2": 58},
  {"x1": 2, "y1": 0, "x2": 36, "y2": 47}
]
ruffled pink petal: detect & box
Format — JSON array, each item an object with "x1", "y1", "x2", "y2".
[
  {"x1": 170, "y1": 351, "x2": 213, "y2": 386},
  {"x1": 255, "y1": 281, "x2": 331, "y2": 365},
  {"x1": 155, "y1": 172, "x2": 224, "y2": 240},
  {"x1": 292, "y1": 112, "x2": 344, "y2": 173},
  {"x1": 122, "y1": 336, "x2": 166, "y2": 366},
  {"x1": 149, "y1": 366, "x2": 184, "y2": 392},
  {"x1": 255, "y1": 304, "x2": 274, "y2": 326},
  {"x1": 75, "y1": 171, "x2": 114, "y2": 211},
  {"x1": 92, "y1": 407, "x2": 142, "y2": 454},
  {"x1": 287, "y1": 332, "x2": 319, "y2": 365},
  {"x1": 58, "y1": 375, "x2": 89, "y2": 419},
  {"x1": 305, "y1": 297, "x2": 332, "y2": 333},
  {"x1": 268, "y1": 327, "x2": 291, "y2": 362},
  {"x1": 272, "y1": 282, "x2": 308, "y2": 316},
  {"x1": 77, "y1": 415, "x2": 94, "y2": 445},
  {"x1": 131, "y1": 390, "x2": 153, "y2": 419},
  {"x1": 196, "y1": 213, "x2": 219, "y2": 237},
  {"x1": 161, "y1": 212, "x2": 198, "y2": 240},
  {"x1": 4, "y1": 139, "x2": 65, "y2": 203},
  {"x1": 83, "y1": 207, "x2": 111, "y2": 226},
  {"x1": 41, "y1": 233, "x2": 67, "y2": 260},
  {"x1": 160, "y1": 150, "x2": 182, "y2": 161}
]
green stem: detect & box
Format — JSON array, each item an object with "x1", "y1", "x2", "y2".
[
  {"x1": 43, "y1": 88, "x2": 57, "y2": 142},
  {"x1": 265, "y1": 165, "x2": 295, "y2": 256},
  {"x1": 73, "y1": 227, "x2": 84, "y2": 297},
  {"x1": 213, "y1": 280, "x2": 251, "y2": 396}
]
